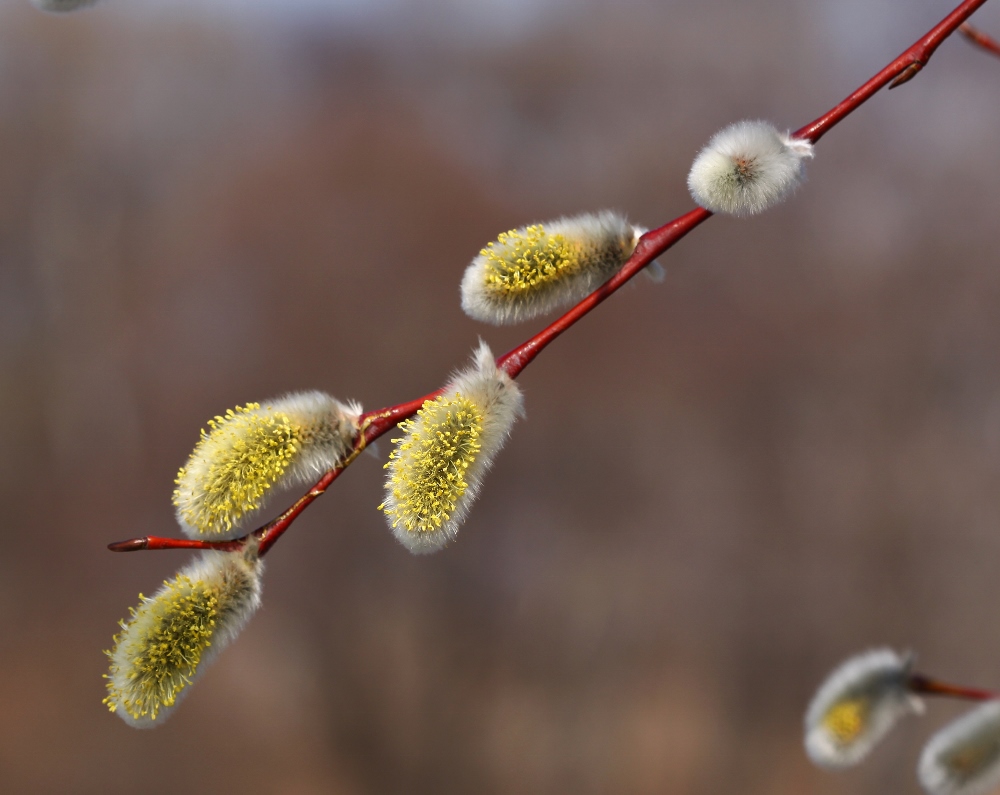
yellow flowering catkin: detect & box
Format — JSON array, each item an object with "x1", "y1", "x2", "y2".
[
  {"x1": 804, "y1": 648, "x2": 922, "y2": 769},
  {"x1": 383, "y1": 394, "x2": 483, "y2": 532},
  {"x1": 484, "y1": 224, "x2": 575, "y2": 294},
  {"x1": 173, "y1": 392, "x2": 361, "y2": 538},
  {"x1": 823, "y1": 699, "x2": 868, "y2": 745},
  {"x1": 103, "y1": 547, "x2": 263, "y2": 728},
  {"x1": 461, "y1": 211, "x2": 641, "y2": 325},
  {"x1": 379, "y1": 342, "x2": 523, "y2": 554}
]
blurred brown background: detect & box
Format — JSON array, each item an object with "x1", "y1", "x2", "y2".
[{"x1": 2, "y1": 0, "x2": 1000, "y2": 792}]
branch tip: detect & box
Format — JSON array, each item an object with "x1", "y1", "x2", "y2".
[{"x1": 108, "y1": 538, "x2": 148, "y2": 552}]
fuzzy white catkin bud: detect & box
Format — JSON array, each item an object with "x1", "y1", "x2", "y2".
[
  {"x1": 32, "y1": 0, "x2": 101, "y2": 12},
  {"x1": 103, "y1": 544, "x2": 263, "y2": 728},
  {"x1": 804, "y1": 648, "x2": 923, "y2": 769},
  {"x1": 461, "y1": 211, "x2": 643, "y2": 325},
  {"x1": 919, "y1": 701, "x2": 1000, "y2": 795},
  {"x1": 687, "y1": 120, "x2": 813, "y2": 216},
  {"x1": 173, "y1": 391, "x2": 361, "y2": 539},
  {"x1": 379, "y1": 342, "x2": 524, "y2": 554}
]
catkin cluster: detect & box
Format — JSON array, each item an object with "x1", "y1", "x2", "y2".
[
  {"x1": 106, "y1": 392, "x2": 360, "y2": 726},
  {"x1": 805, "y1": 648, "x2": 1000, "y2": 795},
  {"x1": 105, "y1": 110, "x2": 823, "y2": 726}
]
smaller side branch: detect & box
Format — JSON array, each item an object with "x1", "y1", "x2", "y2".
[
  {"x1": 794, "y1": 0, "x2": 989, "y2": 142},
  {"x1": 961, "y1": 22, "x2": 1000, "y2": 58},
  {"x1": 910, "y1": 673, "x2": 1000, "y2": 702}
]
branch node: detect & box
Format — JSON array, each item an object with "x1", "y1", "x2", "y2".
[{"x1": 889, "y1": 61, "x2": 925, "y2": 89}]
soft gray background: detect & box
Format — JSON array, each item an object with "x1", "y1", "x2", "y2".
[{"x1": 1, "y1": 0, "x2": 999, "y2": 792}]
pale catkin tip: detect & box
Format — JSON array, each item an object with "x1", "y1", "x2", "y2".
[
  {"x1": 804, "y1": 648, "x2": 923, "y2": 769},
  {"x1": 918, "y1": 701, "x2": 1000, "y2": 795},
  {"x1": 461, "y1": 211, "x2": 641, "y2": 325},
  {"x1": 103, "y1": 544, "x2": 263, "y2": 728},
  {"x1": 173, "y1": 392, "x2": 361, "y2": 539},
  {"x1": 380, "y1": 342, "x2": 524, "y2": 554},
  {"x1": 687, "y1": 120, "x2": 814, "y2": 216},
  {"x1": 32, "y1": 0, "x2": 101, "y2": 12}
]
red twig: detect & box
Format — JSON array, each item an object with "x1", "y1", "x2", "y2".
[
  {"x1": 910, "y1": 673, "x2": 1000, "y2": 702},
  {"x1": 257, "y1": 393, "x2": 442, "y2": 556},
  {"x1": 961, "y1": 22, "x2": 1000, "y2": 57},
  {"x1": 107, "y1": 0, "x2": 991, "y2": 559},
  {"x1": 108, "y1": 392, "x2": 443, "y2": 556},
  {"x1": 107, "y1": 537, "x2": 247, "y2": 552},
  {"x1": 496, "y1": 208, "x2": 712, "y2": 378},
  {"x1": 794, "y1": 0, "x2": 989, "y2": 143}
]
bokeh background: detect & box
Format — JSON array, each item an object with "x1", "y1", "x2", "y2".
[{"x1": 2, "y1": 0, "x2": 1000, "y2": 792}]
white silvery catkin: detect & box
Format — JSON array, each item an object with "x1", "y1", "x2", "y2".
[
  {"x1": 103, "y1": 543, "x2": 263, "y2": 728},
  {"x1": 461, "y1": 211, "x2": 643, "y2": 325},
  {"x1": 919, "y1": 701, "x2": 1000, "y2": 795},
  {"x1": 32, "y1": 0, "x2": 101, "y2": 12},
  {"x1": 380, "y1": 342, "x2": 524, "y2": 554},
  {"x1": 173, "y1": 391, "x2": 361, "y2": 539},
  {"x1": 804, "y1": 648, "x2": 924, "y2": 769},
  {"x1": 687, "y1": 120, "x2": 814, "y2": 216}
]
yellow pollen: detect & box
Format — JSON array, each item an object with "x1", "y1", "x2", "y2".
[
  {"x1": 103, "y1": 575, "x2": 219, "y2": 723},
  {"x1": 380, "y1": 393, "x2": 483, "y2": 534},
  {"x1": 173, "y1": 403, "x2": 299, "y2": 535},
  {"x1": 824, "y1": 698, "x2": 868, "y2": 744},
  {"x1": 481, "y1": 225, "x2": 578, "y2": 297},
  {"x1": 945, "y1": 739, "x2": 999, "y2": 779}
]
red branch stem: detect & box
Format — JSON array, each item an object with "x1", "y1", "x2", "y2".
[
  {"x1": 961, "y1": 22, "x2": 1000, "y2": 57},
  {"x1": 910, "y1": 673, "x2": 1000, "y2": 702},
  {"x1": 106, "y1": 537, "x2": 247, "y2": 552},
  {"x1": 495, "y1": 208, "x2": 712, "y2": 378},
  {"x1": 794, "y1": 0, "x2": 989, "y2": 143},
  {"x1": 107, "y1": 0, "x2": 991, "y2": 559}
]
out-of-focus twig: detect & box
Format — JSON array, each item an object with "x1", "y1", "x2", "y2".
[
  {"x1": 960, "y1": 22, "x2": 1000, "y2": 58},
  {"x1": 910, "y1": 673, "x2": 1000, "y2": 702}
]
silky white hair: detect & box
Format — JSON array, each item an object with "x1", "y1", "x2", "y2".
[
  {"x1": 382, "y1": 341, "x2": 524, "y2": 554},
  {"x1": 687, "y1": 120, "x2": 813, "y2": 216},
  {"x1": 919, "y1": 701, "x2": 1000, "y2": 795},
  {"x1": 105, "y1": 546, "x2": 264, "y2": 728},
  {"x1": 461, "y1": 211, "x2": 642, "y2": 325},
  {"x1": 804, "y1": 648, "x2": 923, "y2": 769},
  {"x1": 174, "y1": 391, "x2": 362, "y2": 539}
]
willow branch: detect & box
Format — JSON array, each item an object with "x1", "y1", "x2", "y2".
[
  {"x1": 107, "y1": 0, "x2": 991, "y2": 558},
  {"x1": 794, "y1": 0, "x2": 989, "y2": 143}
]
